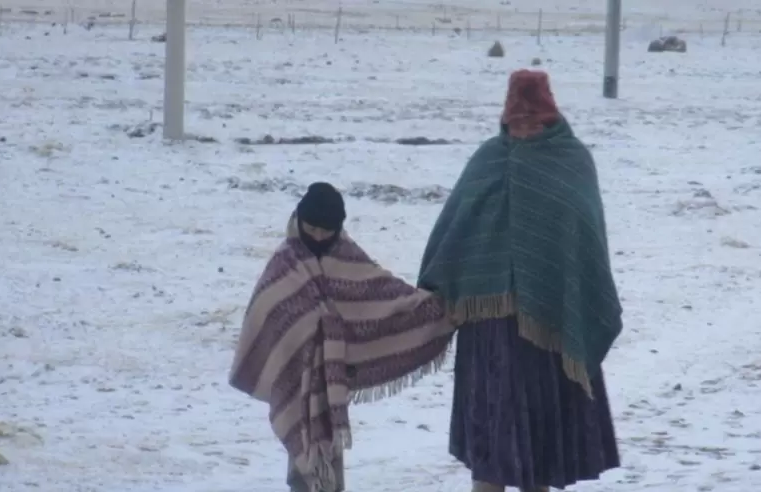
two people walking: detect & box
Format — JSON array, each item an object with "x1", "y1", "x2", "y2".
[{"x1": 230, "y1": 69, "x2": 623, "y2": 492}]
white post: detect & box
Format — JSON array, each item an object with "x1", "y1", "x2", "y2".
[
  {"x1": 129, "y1": 0, "x2": 137, "y2": 40},
  {"x1": 163, "y1": 0, "x2": 186, "y2": 140},
  {"x1": 603, "y1": 0, "x2": 621, "y2": 99},
  {"x1": 334, "y1": 6, "x2": 342, "y2": 44},
  {"x1": 721, "y1": 12, "x2": 730, "y2": 47}
]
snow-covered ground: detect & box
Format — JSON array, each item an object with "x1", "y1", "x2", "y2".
[
  {"x1": 3, "y1": 0, "x2": 761, "y2": 33},
  {"x1": 2, "y1": 14, "x2": 761, "y2": 492}
]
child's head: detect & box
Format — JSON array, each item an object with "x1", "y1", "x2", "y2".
[{"x1": 296, "y1": 182, "x2": 346, "y2": 256}]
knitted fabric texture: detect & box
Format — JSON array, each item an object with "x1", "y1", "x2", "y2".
[{"x1": 501, "y1": 69, "x2": 560, "y2": 138}]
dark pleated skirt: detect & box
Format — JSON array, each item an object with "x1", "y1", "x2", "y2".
[{"x1": 449, "y1": 317, "x2": 620, "y2": 490}]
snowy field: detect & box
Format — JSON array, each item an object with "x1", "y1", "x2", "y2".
[
  {"x1": 3, "y1": 0, "x2": 761, "y2": 33},
  {"x1": 2, "y1": 9, "x2": 761, "y2": 492}
]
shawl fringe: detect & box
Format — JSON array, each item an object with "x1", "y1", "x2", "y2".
[
  {"x1": 447, "y1": 293, "x2": 593, "y2": 398},
  {"x1": 309, "y1": 429, "x2": 351, "y2": 492},
  {"x1": 349, "y1": 341, "x2": 452, "y2": 404}
]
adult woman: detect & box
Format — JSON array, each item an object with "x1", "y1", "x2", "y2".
[
  {"x1": 418, "y1": 71, "x2": 622, "y2": 492},
  {"x1": 230, "y1": 182, "x2": 454, "y2": 492}
]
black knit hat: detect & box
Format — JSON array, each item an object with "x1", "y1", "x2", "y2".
[{"x1": 296, "y1": 182, "x2": 346, "y2": 231}]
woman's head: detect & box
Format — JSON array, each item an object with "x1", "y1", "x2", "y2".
[
  {"x1": 501, "y1": 69, "x2": 560, "y2": 138},
  {"x1": 296, "y1": 182, "x2": 346, "y2": 256}
]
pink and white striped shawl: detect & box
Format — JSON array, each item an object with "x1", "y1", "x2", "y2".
[{"x1": 229, "y1": 217, "x2": 454, "y2": 492}]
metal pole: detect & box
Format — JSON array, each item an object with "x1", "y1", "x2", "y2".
[
  {"x1": 163, "y1": 0, "x2": 186, "y2": 140},
  {"x1": 603, "y1": 0, "x2": 621, "y2": 99}
]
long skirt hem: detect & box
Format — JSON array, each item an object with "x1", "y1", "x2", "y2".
[{"x1": 449, "y1": 316, "x2": 620, "y2": 490}]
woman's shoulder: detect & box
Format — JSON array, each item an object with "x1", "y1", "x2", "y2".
[
  {"x1": 476, "y1": 134, "x2": 510, "y2": 153},
  {"x1": 464, "y1": 134, "x2": 510, "y2": 169}
]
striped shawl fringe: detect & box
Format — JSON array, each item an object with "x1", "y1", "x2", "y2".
[{"x1": 350, "y1": 344, "x2": 450, "y2": 404}]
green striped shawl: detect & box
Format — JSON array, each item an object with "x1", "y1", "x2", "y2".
[{"x1": 417, "y1": 117, "x2": 622, "y2": 394}]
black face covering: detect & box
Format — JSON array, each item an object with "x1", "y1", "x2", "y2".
[{"x1": 298, "y1": 220, "x2": 339, "y2": 258}]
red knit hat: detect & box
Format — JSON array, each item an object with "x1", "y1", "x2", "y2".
[{"x1": 501, "y1": 69, "x2": 560, "y2": 138}]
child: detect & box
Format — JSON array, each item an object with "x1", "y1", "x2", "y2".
[{"x1": 230, "y1": 182, "x2": 455, "y2": 492}]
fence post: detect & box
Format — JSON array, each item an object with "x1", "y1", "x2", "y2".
[
  {"x1": 129, "y1": 0, "x2": 137, "y2": 40},
  {"x1": 603, "y1": 0, "x2": 621, "y2": 99},
  {"x1": 497, "y1": 14, "x2": 501, "y2": 31},
  {"x1": 291, "y1": 13, "x2": 296, "y2": 34},
  {"x1": 699, "y1": 23, "x2": 704, "y2": 39},
  {"x1": 536, "y1": 8, "x2": 543, "y2": 45},
  {"x1": 466, "y1": 17, "x2": 471, "y2": 39},
  {"x1": 395, "y1": 15, "x2": 399, "y2": 30},
  {"x1": 334, "y1": 6, "x2": 342, "y2": 44},
  {"x1": 721, "y1": 11, "x2": 730, "y2": 46},
  {"x1": 256, "y1": 13, "x2": 262, "y2": 39},
  {"x1": 431, "y1": 21, "x2": 435, "y2": 36},
  {"x1": 163, "y1": 0, "x2": 186, "y2": 140}
]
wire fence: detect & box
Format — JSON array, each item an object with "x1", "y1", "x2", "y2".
[{"x1": 1, "y1": 2, "x2": 760, "y2": 38}]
